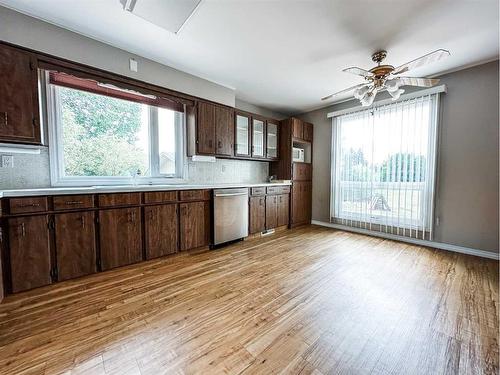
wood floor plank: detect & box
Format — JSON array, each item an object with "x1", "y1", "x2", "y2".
[{"x1": 0, "y1": 225, "x2": 497, "y2": 374}]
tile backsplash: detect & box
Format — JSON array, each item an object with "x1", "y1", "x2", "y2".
[{"x1": 0, "y1": 149, "x2": 269, "y2": 190}]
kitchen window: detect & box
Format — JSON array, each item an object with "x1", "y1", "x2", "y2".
[
  {"x1": 45, "y1": 71, "x2": 185, "y2": 186},
  {"x1": 330, "y1": 92, "x2": 441, "y2": 240}
]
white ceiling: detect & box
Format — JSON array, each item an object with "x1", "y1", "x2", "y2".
[{"x1": 1, "y1": 0, "x2": 498, "y2": 114}]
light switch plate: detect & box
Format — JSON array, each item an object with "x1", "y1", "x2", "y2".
[{"x1": 1, "y1": 155, "x2": 14, "y2": 168}]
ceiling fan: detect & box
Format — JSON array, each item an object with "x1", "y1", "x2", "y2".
[{"x1": 322, "y1": 49, "x2": 450, "y2": 106}]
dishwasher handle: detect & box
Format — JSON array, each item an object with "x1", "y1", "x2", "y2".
[{"x1": 214, "y1": 192, "x2": 248, "y2": 197}]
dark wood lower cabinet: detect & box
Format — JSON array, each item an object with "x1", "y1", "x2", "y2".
[
  {"x1": 179, "y1": 201, "x2": 210, "y2": 251},
  {"x1": 265, "y1": 195, "x2": 278, "y2": 230},
  {"x1": 55, "y1": 211, "x2": 96, "y2": 281},
  {"x1": 292, "y1": 181, "x2": 312, "y2": 226},
  {"x1": 249, "y1": 196, "x2": 266, "y2": 234},
  {"x1": 99, "y1": 208, "x2": 142, "y2": 271},
  {"x1": 277, "y1": 194, "x2": 290, "y2": 227},
  {"x1": 8, "y1": 215, "x2": 51, "y2": 293},
  {"x1": 144, "y1": 204, "x2": 178, "y2": 259}
]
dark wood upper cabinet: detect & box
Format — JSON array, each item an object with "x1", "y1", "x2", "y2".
[
  {"x1": 235, "y1": 112, "x2": 251, "y2": 157},
  {"x1": 303, "y1": 122, "x2": 314, "y2": 142},
  {"x1": 265, "y1": 195, "x2": 278, "y2": 230},
  {"x1": 179, "y1": 201, "x2": 210, "y2": 251},
  {"x1": 249, "y1": 196, "x2": 265, "y2": 234},
  {"x1": 8, "y1": 215, "x2": 51, "y2": 292},
  {"x1": 55, "y1": 211, "x2": 96, "y2": 281},
  {"x1": 277, "y1": 194, "x2": 290, "y2": 227},
  {"x1": 197, "y1": 101, "x2": 216, "y2": 154},
  {"x1": 292, "y1": 118, "x2": 303, "y2": 140},
  {"x1": 144, "y1": 204, "x2": 178, "y2": 259},
  {"x1": 266, "y1": 121, "x2": 279, "y2": 160},
  {"x1": 98, "y1": 208, "x2": 143, "y2": 271},
  {"x1": 215, "y1": 106, "x2": 234, "y2": 156},
  {"x1": 0, "y1": 43, "x2": 40, "y2": 144}
]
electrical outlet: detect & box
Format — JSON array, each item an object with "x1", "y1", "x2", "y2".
[
  {"x1": 1, "y1": 155, "x2": 14, "y2": 168},
  {"x1": 129, "y1": 58, "x2": 138, "y2": 72}
]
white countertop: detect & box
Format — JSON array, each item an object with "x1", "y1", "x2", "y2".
[{"x1": 0, "y1": 181, "x2": 292, "y2": 198}]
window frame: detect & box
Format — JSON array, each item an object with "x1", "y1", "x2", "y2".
[{"x1": 45, "y1": 71, "x2": 186, "y2": 186}]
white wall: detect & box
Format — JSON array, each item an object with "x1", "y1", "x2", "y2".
[{"x1": 0, "y1": 6, "x2": 235, "y2": 107}]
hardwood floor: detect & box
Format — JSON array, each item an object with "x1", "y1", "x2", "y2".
[{"x1": 0, "y1": 225, "x2": 497, "y2": 375}]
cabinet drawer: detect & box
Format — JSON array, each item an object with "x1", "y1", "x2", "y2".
[
  {"x1": 292, "y1": 163, "x2": 312, "y2": 181},
  {"x1": 279, "y1": 186, "x2": 291, "y2": 194},
  {"x1": 250, "y1": 187, "x2": 266, "y2": 196},
  {"x1": 144, "y1": 191, "x2": 178, "y2": 204},
  {"x1": 9, "y1": 197, "x2": 48, "y2": 214},
  {"x1": 53, "y1": 195, "x2": 94, "y2": 211},
  {"x1": 98, "y1": 193, "x2": 141, "y2": 207},
  {"x1": 179, "y1": 190, "x2": 211, "y2": 202}
]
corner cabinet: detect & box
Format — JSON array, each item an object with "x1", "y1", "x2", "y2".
[
  {"x1": 270, "y1": 117, "x2": 314, "y2": 227},
  {"x1": 0, "y1": 43, "x2": 41, "y2": 144}
]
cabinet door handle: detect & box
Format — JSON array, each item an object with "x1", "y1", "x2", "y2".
[
  {"x1": 19, "y1": 203, "x2": 40, "y2": 208},
  {"x1": 20, "y1": 223, "x2": 26, "y2": 237},
  {"x1": 218, "y1": 140, "x2": 222, "y2": 149},
  {"x1": 80, "y1": 215, "x2": 85, "y2": 228},
  {"x1": 65, "y1": 201, "x2": 83, "y2": 205},
  {"x1": 2, "y1": 112, "x2": 7, "y2": 126},
  {"x1": 131, "y1": 211, "x2": 136, "y2": 222}
]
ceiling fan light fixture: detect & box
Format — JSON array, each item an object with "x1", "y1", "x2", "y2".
[
  {"x1": 389, "y1": 88, "x2": 405, "y2": 101},
  {"x1": 354, "y1": 85, "x2": 370, "y2": 99},
  {"x1": 360, "y1": 90, "x2": 376, "y2": 107},
  {"x1": 385, "y1": 78, "x2": 401, "y2": 93}
]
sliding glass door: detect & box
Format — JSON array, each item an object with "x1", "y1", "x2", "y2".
[{"x1": 331, "y1": 94, "x2": 440, "y2": 239}]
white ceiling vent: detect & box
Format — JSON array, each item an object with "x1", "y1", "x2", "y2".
[{"x1": 121, "y1": 0, "x2": 202, "y2": 34}]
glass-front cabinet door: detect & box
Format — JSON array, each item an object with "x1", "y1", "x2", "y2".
[
  {"x1": 252, "y1": 118, "x2": 265, "y2": 157},
  {"x1": 235, "y1": 113, "x2": 250, "y2": 156},
  {"x1": 266, "y1": 121, "x2": 278, "y2": 159}
]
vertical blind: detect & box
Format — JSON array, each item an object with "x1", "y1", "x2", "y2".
[{"x1": 331, "y1": 94, "x2": 440, "y2": 240}]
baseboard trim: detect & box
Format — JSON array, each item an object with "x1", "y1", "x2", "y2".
[{"x1": 311, "y1": 220, "x2": 499, "y2": 260}]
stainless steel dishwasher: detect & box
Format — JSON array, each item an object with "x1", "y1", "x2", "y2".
[{"x1": 213, "y1": 188, "x2": 249, "y2": 245}]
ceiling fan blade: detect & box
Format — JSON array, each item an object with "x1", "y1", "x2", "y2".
[
  {"x1": 398, "y1": 77, "x2": 440, "y2": 87},
  {"x1": 392, "y1": 49, "x2": 450, "y2": 75},
  {"x1": 321, "y1": 83, "x2": 367, "y2": 101},
  {"x1": 342, "y1": 67, "x2": 373, "y2": 78}
]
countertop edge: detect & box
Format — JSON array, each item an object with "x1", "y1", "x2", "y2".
[{"x1": 0, "y1": 182, "x2": 292, "y2": 198}]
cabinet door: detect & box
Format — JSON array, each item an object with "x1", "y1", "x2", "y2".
[
  {"x1": 215, "y1": 106, "x2": 234, "y2": 156},
  {"x1": 249, "y1": 196, "x2": 265, "y2": 234},
  {"x1": 303, "y1": 122, "x2": 314, "y2": 142},
  {"x1": 197, "y1": 101, "x2": 216, "y2": 154},
  {"x1": 179, "y1": 201, "x2": 210, "y2": 251},
  {"x1": 292, "y1": 162, "x2": 312, "y2": 181},
  {"x1": 55, "y1": 211, "x2": 96, "y2": 281},
  {"x1": 8, "y1": 215, "x2": 51, "y2": 292},
  {"x1": 235, "y1": 113, "x2": 250, "y2": 156},
  {"x1": 291, "y1": 182, "x2": 312, "y2": 225},
  {"x1": 252, "y1": 118, "x2": 265, "y2": 157},
  {"x1": 0, "y1": 44, "x2": 40, "y2": 144},
  {"x1": 292, "y1": 118, "x2": 303, "y2": 139},
  {"x1": 145, "y1": 204, "x2": 178, "y2": 259},
  {"x1": 277, "y1": 194, "x2": 290, "y2": 227},
  {"x1": 99, "y1": 208, "x2": 142, "y2": 271},
  {"x1": 265, "y1": 195, "x2": 278, "y2": 230},
  {"x1": 266, "y1": 121, "x2": 279, "y2": 159}
]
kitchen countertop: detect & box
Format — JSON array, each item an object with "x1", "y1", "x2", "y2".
[{"x1": 0, "y1": 181, "x2": 292, "y2": 198}]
